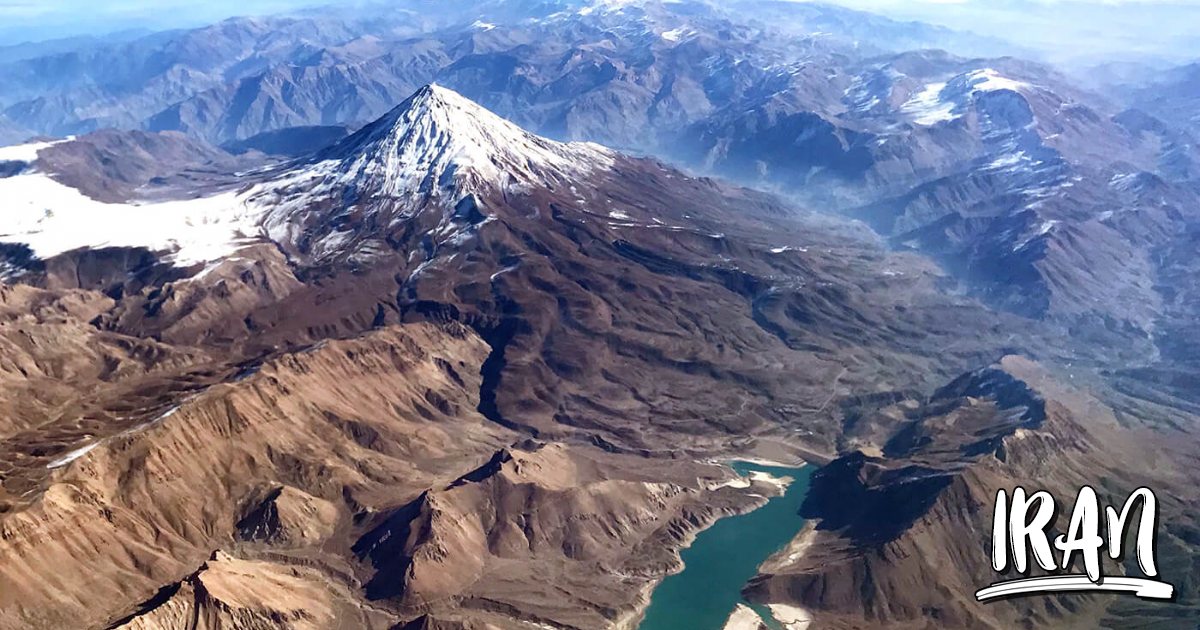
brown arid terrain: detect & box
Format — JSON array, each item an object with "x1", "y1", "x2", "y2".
[
  {"x1": 0, "y1": 313, "x2": 777, "y2": 629},
  {"x1": 0, "y1": 84, "x2": 1196, "y2": 630},
  {"x1": 746, "y1": 356, "x2": 1200, "y2": 629}
]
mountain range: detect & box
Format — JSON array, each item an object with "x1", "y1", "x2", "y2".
[
  {"x1": 4, "y1": 0, "x2": 1195, "y2": 345},
  {"x1": 0, "y1": 1, "x2": 1198, "y2": 628}
]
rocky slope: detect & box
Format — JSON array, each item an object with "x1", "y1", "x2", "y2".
[
  {"x1": 744, "y1": 357, "x2": 1200, "y2": 628},
  {"x1": 114, "y1": 552, "x2": 350, "y2": 630},
  {"x1": 5, "y1": 0, "x2": 1197, "y2": 357},
  {"x1": 353, "y1": 441, "x2": 777, "y2": 628},
  {"x1": 0, "y1": 316, "x2": 780, "y2": 629},
  {"x1": 683, "y1": 50, "x2": 1200, "y2": 341},
  {"x1": 0, "y1": 85, "x2": 1067, "y2": 629},
  {"x1": 2, "y1": 86, "x2": 1049, "y2": 452},
  {"x1": 0, "y1": 75, "x2": 1196, "y2": 630}
]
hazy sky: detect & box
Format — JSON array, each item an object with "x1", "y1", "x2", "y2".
[
  {"x1": 0, "y1": 0, "x2": 320, "y2": 43},
  {"x1": 1, "y1": 0, "x2": 1198, "y2": 64},
  {"x1": 826, "y1": 0, "x2": 1200, "y2": 65},
  {"x1": 0, "y1": 0, "x2": 312, "y2": 22}
]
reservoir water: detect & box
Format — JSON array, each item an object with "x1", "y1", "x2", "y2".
[{"x1": 638, "y1": 461, "x2": 814, "y2": 630}]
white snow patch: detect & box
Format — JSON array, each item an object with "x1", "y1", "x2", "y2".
[
  {"x1": 902, "y1": 69, "x2": 1030, "y2": 127},
  {"x1": 46, "y1": 441, "x2": 100, "y2": 469},
  {"x1": 843, "y1": 74, "x2": 884, "y2": 113},
  {"x1": 856, "y1": 95, "x2": 880, "y2": 112},
  {"x1": 490, "y1": 264, "x2": 519, "y2": 282},
  {"x1": 1110, "y1": 172, "x2": 1140, "y2": 190},
  {"x1": 0, "y1": 137, "x2": 71, "y2": 164},
  {"x1": 0, "y1": 173, "x2": 260, "y2": 265},
  {"x1": 471, "y1": 20, "x2": 496, "y2": 31},
  {"x1": 988, "y1": 152, "x2": 1024, "y2": 169},
  {"x1": 966, "y1": 68, "x2": 1030, "y2": 93},
  {"x1": 1014, "y1": 219, "x2": 1058, "y2": 251},
  {"x1": 900, "y1": 82, "x2": 956, "y2": 126},
  {"x1": 985, "y1": 151, "x2": 1029, "y2": 170},
  {"x1": 46, "y1": 398, "x2": 198, "y2": 470},
  {"x1": 660, "y1": 27, "x2": 691, "y2": 42},
  {"x1": 579, "y1": 0, "x2": 641, "y2": 15}
]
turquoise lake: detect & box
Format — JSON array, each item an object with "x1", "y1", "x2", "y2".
[{"x1": 638, "y1": 461, "x2": 814, "y2": 630}]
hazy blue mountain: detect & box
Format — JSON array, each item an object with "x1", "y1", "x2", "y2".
[
  {"x1": 1121, "y1": 62, "x2": 1200, "y2": 138},
  {"x1": 2, "y1": 0, "x2": 1199, "y2": 350}
]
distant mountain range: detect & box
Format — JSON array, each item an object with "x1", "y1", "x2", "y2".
[
  {"x1": 0, "y1": 1, "x2": 1017, "y2": 144},
  {"x1": 4, "y1": 0, "x2": 1195, "y2": 349}
]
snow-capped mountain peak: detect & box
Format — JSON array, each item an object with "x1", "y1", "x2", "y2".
[
  {"x1": 900, "y1": 67, "x2": 1034, "y2": 127},
  {"x1": 246, "y1": 84, "x2": 619, "y2": 265},
  {"x1": 317, "y1": 84, "x2": 614, "y2": 199},
  {"x1": 0, "y1": 86, "x2": 618, "y2": 273}
]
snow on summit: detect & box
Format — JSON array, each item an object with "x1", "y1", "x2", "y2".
[
  {"x1": 0, "y1": 85, "x2": 616, "y2": 274},
  {"x1": 254, "y1": 84, "x2": 616, "y2": 263},
  {"x1": 901, "y1": 68, "x2": 1033, "y2": 126},
  {"x1": 310, "y1": 84, "x2": 614, "y2": 199},
  {"x1": 963, "y1": 68, "x2": 1030, "y2": 93}
]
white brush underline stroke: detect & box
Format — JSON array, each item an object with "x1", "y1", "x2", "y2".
[{"x1": 975, "y1": 575, "x2": 1174, "y2": 602}]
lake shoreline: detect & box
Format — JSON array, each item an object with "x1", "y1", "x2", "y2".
[
  {"x1": 635, "y1": 460, "x2": 816, "y2": 630},
  {"x1": 618, "y1": 463, "x2": 782, "y2": 630}
]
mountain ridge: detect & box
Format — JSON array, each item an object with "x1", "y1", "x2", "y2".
[
  {"x1": 0, "y1": 9, "x2": 1198, "y2": 627},
  {"x1": 312, "y1": 83, "x2": 614, "y2": 200}
]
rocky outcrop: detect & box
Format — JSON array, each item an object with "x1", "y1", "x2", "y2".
[
  {"x1": 33, "y1": 129, "x2": 259, "y2": 203},
  {"x1": 236, "y1": 486, "x2": 339, "y2": 547},
  {"x1": 354, "y1": 441, "x2": 767, "y2": 628},
  {"x1": 746, "y1": 357, "x2": 1200, "y2": 628},
  {"x1": 115, "y1": 552, "x2": 342, "y2": 630},
  {"x1": 0, "y1": 323, "x2": 510, "y2": 629}
]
